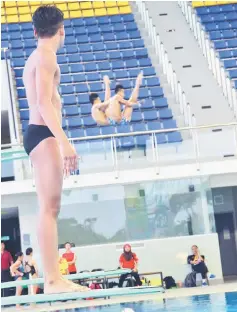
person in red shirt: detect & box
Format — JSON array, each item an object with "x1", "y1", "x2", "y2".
[
  {"x1": 62, "y1": 242, "x2": 77, "y2": 274},
  {"x1": 1, "y1": 242, "x2": 13, "y2": 297},
  {"x1": 118, "y1": 244, "x2": 142, "y2": 287}
]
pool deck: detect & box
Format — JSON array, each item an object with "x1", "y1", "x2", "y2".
[{"x1": 3, "y1": 282, "x2": 237, "y2": 312}]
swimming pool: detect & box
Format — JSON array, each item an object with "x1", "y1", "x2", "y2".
[{"x1": 75, "y1": 292, "x2": 237, "y2": 312}]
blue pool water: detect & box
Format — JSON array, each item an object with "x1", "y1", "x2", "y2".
[{"x1": 71, "y1": 292, "x2": 237, "y2": 312}]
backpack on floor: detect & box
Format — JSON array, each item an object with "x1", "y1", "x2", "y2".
[
  {"x1": 164, "y1": 276, "x2": 176, "y2": 289},
  {"x1": 184, "y1": 272, "x2": 196, "y2": 288}
]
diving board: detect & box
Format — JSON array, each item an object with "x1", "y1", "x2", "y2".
[
  {"x1": 1, "y1": 269, "x2": 131, "y2": 289},
  {"x1": 1, "y1": 286, "x2": 164, "y2": 305}
]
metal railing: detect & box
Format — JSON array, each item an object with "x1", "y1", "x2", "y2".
[
  {"x1": 178, "y1": 1, "x2": 237, "y2": 118},
  {"x1": 136, "y1": 1, "x2": 192, "y2": 126},
  {"x1": 2, "y1": 121, "x2": 237, "y2": 181}
]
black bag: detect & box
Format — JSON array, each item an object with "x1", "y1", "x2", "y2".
[
  {"x1": 184, "y1": 272, "x2": 196, "y2": 288},
  {"x1": 164, "y1": 276, "x2": 176, "y2": 289}
]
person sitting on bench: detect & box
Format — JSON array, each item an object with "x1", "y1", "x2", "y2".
[
  {"x1": 118, "y1": 244, "x2": 142, "y2": 287},
  {"x1": 187, "y1": 245, "x2": 208, "y2": 285}
]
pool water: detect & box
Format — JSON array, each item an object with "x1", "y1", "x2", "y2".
[{"x1": 65, "y1": 292, "x2": 237, "y2": 312}]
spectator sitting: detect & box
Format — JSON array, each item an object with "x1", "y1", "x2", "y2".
[
  {"x1": 59, "y1": 255, "x2": 69, "y2": 276},
  {"x1": 118, "y1": 244, "x2": 142, "y2": 287},
  {"x1": 187, "y1": 245, "x2": 208, "y2": 286},
  {"x1": 62, "y1": 242, "x2": 77, "y2": 275}
]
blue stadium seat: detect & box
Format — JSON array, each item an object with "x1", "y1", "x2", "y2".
[
  {"x1": 100, "y1": 24, "x2": 113, "y2": 33},
  {"x1": 125, "y1": 59, "x2": 138, "y2": 68},
  {"x1": 80, "y1": 104, "x2": 92, "y2": 115},
  {"x1": 11, "y1": 50, "x2": 24, "y2": 58},
  {"x1": 64, "y1": 106, "x2": 79, "y2": 116},
  {"x1": 132, "y1": 123, "x2": 146, "y2": 132},
  {"x1": 20, "y1": 110, "x2": 29, "y2": 120},
  {"x1": 22, "y1": 30, "x2": 34, "y2": 39},
  {"x1": 97, "y1": 61, "x2": 111, "y2": 71},
  {"x1": 88, "y1": 25, "x2": 100, "y2": 34},
  {"x1": 75, "y1": 83, "x2": 89, "y2": 93},
  {"x1": 61, "y1": 85, "x2": 74, "y2": 95},
  {"x1": 18, "y1": 99, "x2": 28, "y2": 109},
  {"x1": 144, "y1": 110, "x2": 158, "y2": 121},
  {"x1": 97, "y1": 91, "x2": 105, "y2": 101},
  {"x1": 89, "y1": 82, "x2": 103, "y2": 92},
  {"x1": 234, "y1": 80, "x2": 237, "y2": 89},
  {"x1": 21, "y1": 120, "x2": 29, "y2": 132},
  {"x1": 115, "y1": 70, "x2": 128, "y2": 79},
  {"x1": 72, "y1": 74, "x2": 86, "y2": 82},
  {"x1": 147, "y1": 121, "x2": 162, "y2": 130},
  {"x1": 79, "y1": 44, "x2": 92, "y2": 53},
  {"x1": 14, "y1": 68, "x2": 23, "y2": 77},
  {"x1": 110, "y1": 15, "x2": 122, "y2": 24},
  {"x1": 139, "y1": 89, "x2": 149, "y2": 99},
  {"x1": 95, "y1": 52, "x2": 107, "y2": 61},
  {"x1": 117, "y1": 124, "x2": 131, "y2": 134},
  {"x1": 12, "y1": 58, "x2": 25, "y2": 67},
  {"x1": 16, "y1": 79, "x2": 24, "y2": 89},
  {"x1": 97, "y1": 16, "x2": 110, "y2": 25},
  {"x1": 101, "y1": 126, "x2": 116, "y2": 135},
  {"x1": 84, "y1": 63, "x2": 97, "y2": 72},
  {"x1": 57, "y1": 55, "x2": 67, "y2": 64},
  {"x1": 77, "y1": 35, "x2": 89, "y2": 44},
  {"x1": 71, "y1": 64, "x2": 84, "y2": 73},
  {"x1": 65, "y1": 27, "x2": 74, "y2": 36},
  {"x1": 60, "y1": 65, "x2": 70, "y2": 74},
  {"x1": 66, "y1": 45, "x2": 78, "y2": 54},
  {"x1": 132, "y1": 39, "x2": 144, "y2": 48},
  {"x1": 146, "y1": 77, "x2": 160, "y2": 87},
  {"x1": 25, "y1": 48, "x2": 34, "y2": 57},
  {"x1": 11, "y1": 40, "x2": 23, "y2": 49},
  {"x1": 82, "y1": 116, "x2": 96, "y2": 127},
  {"x1": 65, "y1": 36, "x2": 76, "y2": 45},
  {"x1": 136, "y1": 134, "x2": 150, "y2": 147},
  {"x1": 163, "y1": 119, "x2": 177, "y2": 129},
  {"x1": 116, "y1": 32, "x2": 129, "y2": 40},
  {"x1": 91, "y1": 42, "x2": 105, "y2": 52},
  {"x1": 57, "y1": 47, "x2": 65, "y2": 55},
  {"x1": 224, "y1": 59, "x2": 237, "y2": 69},
  {"x1": 87, "y1": 73, "x2": 100, "y2": 81},
  {"x1": 229, "y1": 70, "x2": 237, "y2": 78},
  {"x1": 24, "y1": 40, "x2": 36, "y2": 48},
  {"x1": 167, "y1": 132, "x2": 182, "y2": 143},
  {"x1": 8, "y1": 24, "x2": 20, "y2": 32},
  {"x1": 1, "y1": 24, "x2": 7, "y2": 32},
  {"x1": 108, "y1": 51, "x2": 121, "y2": 60},
  {"x1": 17, "y1": 88, "x2": 26, "y2": 98},
  {"x1": 156, "y1": 133, "x2": 167, "y2": 144},
  {"x1": 101, "y1": 71, "x2": 114, "y2": 80},
  {"x1": 1, "y1": 41, "x2": 9, "y2": 49},
  {"x1": 103, "y1": 33, "x2": 115, "y2": 41},
  {"x1": 113, "y1": 23, "x2": 125, "y2": 32},
  {"x1": 131, "y1": 111, "x2": 143, "y2": 122},
  {"x1": 9, "y1": 31, "x2": 21, "y2": 40},
  {"x1": 121, "y1": 50, "x2": 135, "y2": 59},
  {"x1": 120, "y1": 137, "x2": 135, "y2": 149},
  {"x1": 141, "y1": 99, "x2": 154, "y2": 110},
  {"x1": 116, "y1": 79, "x2": 131, "y2": 89},
  {"x1": 159, "y1": 108, "x2": 173, "y2": 119},
  {"x1": 78, "y1": 94, "x2": 90, "y2": 105},
  {"x1": 68, "y1": 54, "x2": 81, "y2": 63},
  {"x1": 72, "y1": 19, "x2": 84, "y2": 27},
  {"x1": 84, "y1": 17, "x2": 97, "y2": 26},
  {"x1": 68, "y1": 118, "x2": 82, "y2": 128},
  {"x1": 61, "y1": 75, "x2": 72, "y2": 84},
  {"x1": 139, "y1": 58, "x2": 152, "y2": 67},
  {"x1": 154, "y1": 97, "x2": 168, "y2": 108},
  {"x1": 122, "y1": 14, "x2": 134, "y2": 23},
  {"x1": 90, "y1": 34, "x2": 103, "y2": 43},
  {"x1": 129, "y1": 30, "x2": 141, "y2": 39},
  {"x1": 21, "y1": 22, "x2": 33, "y2": 31},
  {"x1": 135, "y1": 48, "x2": 148, "y2": 58},
  {"x1": 126, "y1": 22, "x2": 138, "y2": 31},
  {"x1": 69, "y1": 128, "x2": 85, "y2": 138},
  {"x1": 118, "y1": 41, "x2": 132, "y2": 50},
  {"x1": 143, "y1": 67, "x2": 156, "y2": 76},
  {"x1": 63, "y1": 95, "x2": 77, "y2": 105},
  {"x1": 150, "y1": 87, "x2": 164, "y2": 97},
  {"x1": 86, "y1": 127, "x2": 101, "y2": 136},
  {"x1": 111, "y1": 60, "x2": 124, "y2": 70}
]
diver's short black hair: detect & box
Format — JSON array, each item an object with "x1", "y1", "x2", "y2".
[
  {"x1": 33, "y1": 5, "x2": 64, "y2": 38},
  {"x1": 26, "y1": 248, "x2": 33, "y2": 256},
  {"x1": 89, "y1": 93, "x2": 99, "y2": 104},
  {"x1": 115, "y1": 84, "x2": 124, "y2": 94}
]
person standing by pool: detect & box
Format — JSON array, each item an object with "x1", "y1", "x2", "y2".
[
  {"x1": 62, "y1": 242, "x2": 77, "y2": 275},
  {"x1": 1, "y1": 241, "x2": 13, "y2": 297},
  {"x1": 119, "y1": 244, "x2": 142, "y2": 287},
  {"x1": 10, "y1": 252, "x2": 25, "y2": 308},
  {"x1": 25, "y1": 247, "x2": 39, "y2": 295}
]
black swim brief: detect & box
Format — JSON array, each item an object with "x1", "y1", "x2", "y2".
[{"x1": 23, "y1": 124, "x2": 55, "y2": 155}]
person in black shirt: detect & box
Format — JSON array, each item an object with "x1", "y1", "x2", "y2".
[{"x1": 187, "y1": 245, "x2": 208, "y2": 284}]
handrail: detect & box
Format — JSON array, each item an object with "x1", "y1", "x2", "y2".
[{"x1": 1, "y1": 121, "x2": 237, "y2": 150}]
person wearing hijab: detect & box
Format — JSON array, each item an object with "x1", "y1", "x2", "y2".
[{"x1": 118, "y1": 244, "x2": 142, "y2": 287}]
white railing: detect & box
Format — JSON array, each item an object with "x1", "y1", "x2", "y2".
[
  {"x1": 136, "y1": 1, "x2": 193, "y2": 127},
  {"x1": 178, "y1": 1, "x2": 237, "y2": 118}
]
